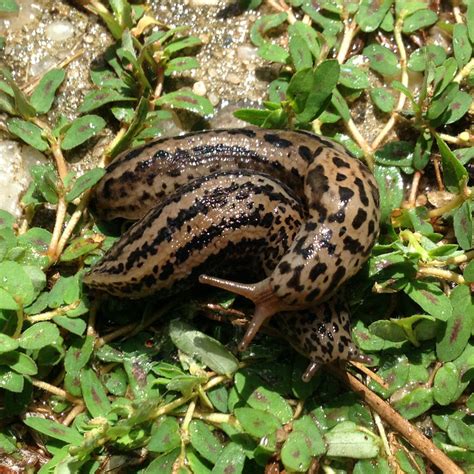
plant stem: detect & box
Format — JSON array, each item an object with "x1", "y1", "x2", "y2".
[
  {"x1": 31, "y1": 378, "x2": 82, "y2": 404},
  {"x1": 328, "y1": 366, "x2": 464, "y2": 474},
  {"x1": 371, "y1": 19, "x2": 408, "y2": 150},
  {"x1": 429, "y1": 249, "x2": 474, "y2": 267},
  {"x1": 55, "y1": 191, "x2": 91, "y2": 257},
  {"x1": 27, "y1": 301, "x2": 80, "y2": 323},
  {"x1": 13, "y1": 304, "x2": 24, "y2": 339},
  {"x1": 47, "y1": 197, "x2": 67, "y2": 261},
  {"x1": 454, "y1": 58, "x2": 474, "y2": 83},
  {"x1": 337, "y1": 20, "x2": 358, "y2": 64},
  {"x1": 428, "y1": 193, "x2": 464, "y2": 218},
  {"x1": 344, "y1": 119, "x2": 374, "y2": 170},
  {"x1": 417, "y1": 267, "x2": 465, "y2": 285}
]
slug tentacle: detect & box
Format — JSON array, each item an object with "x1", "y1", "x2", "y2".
[{"x1": 198, "y1": 275, "x2": 292, "y2": 351}]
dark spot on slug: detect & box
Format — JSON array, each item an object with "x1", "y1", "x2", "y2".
[
  {"x1": 352, "y1": 208, "x2": 368, "y2": 229},
  {"x1": 264, "y1": 133, "x2": 292, "y2": 148}
]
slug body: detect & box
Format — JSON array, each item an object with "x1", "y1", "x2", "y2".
[{"x1": 85, "y1": 127, "x2": 380, "y2": 372}]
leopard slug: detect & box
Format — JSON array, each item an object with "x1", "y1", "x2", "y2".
[{"x1": 84, "y1": 127, "x2": 380, "y2": 373}]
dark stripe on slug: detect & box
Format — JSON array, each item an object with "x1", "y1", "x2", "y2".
[
  {"x1": 226, "y1": 128, "x2": 257, "y2": 138},
  {"x1": 96, "y1": 173, "x2": 303, "y2": 276},
  {"x1": 263, "y1": 133, "x2": 292, "y2": 148}
]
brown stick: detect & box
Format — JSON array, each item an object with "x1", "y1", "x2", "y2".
[{"x1": 328, "y1": 365, "x2": 464, "y2": 474}]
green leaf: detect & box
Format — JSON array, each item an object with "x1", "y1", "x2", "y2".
[
  {"x1": 292, "y1": 415, "x2": 325, "y2": 456},
  {"x1": 0, "y1": 90, "x2": 15, "y2": 115},
  {"x1": 404, "y1": 280, "x2": 452, "y2": 321},
  {"x1": 80, "y1": 368, "x2": 111, "y2": 418},
  {"x1": 436, "y1": 285, "x2": 473, "y2": 362},
  {"x1": 65, "y1": 336, "x2": 94, "y2": 373},
  {"x1": 281, "y1": 431, "x2": 312, "y2": 472},
  {"x1": 287, "y1": 60, "x2": 339, "y2": 122},
  {"x1": 370, "y1": 87, "x2": 395, "y2": 113},
  {"x1": 375, "y1": 141, "x2": 414, "y2": 169},
  {"x1": 374, "y1": 165, "x2": 404, "y2": 222},
  {"x1": 433, "y1": 58, "x2": 459, "y2": 97},
  {"x1": 30, "y1": 69, "x2": 66, "y2": 115},
  {"x1": 19, "y1": 322, "x2": 60, "y2": 350},
  {"x1": 78, "y1": 88, "x2": 134, "y2": 113},
  {"x1": 433, "y1": 362, "x2": 460, "y2": 406},
  {"x1": 7, "y1": 118, "x2": 48, "y2": 151},
  {"x1": 393, "y1": 387, "x2": 434, "y2": 419},
  {"x1": 258, "y1": 43, "x2": 289, "y2": 64},
  {"x1": 61, "y1": 115, "x2": 106, "y2": 150},
  {"x1": 434, "y1": 134, "x2": 468, "y2": 193},
  {"x1": 145, "y1": 449, "x2": 180, "y2": 474},
  {"x1": 0, "y1": 260, "x2": 36, "y2": 307},
  {"x1": 212, "y1": 442, "x2": 245, "y2": 474},
  {"x1": 288, "y1": 21, "x2": 320, "y2": 60},
  {"x1": 356, "y1": 0, "x2": 393, "y2": 32},
  {"x1": 234, "y1": 407, "x2": 282, "y2": 438},
  {"x1": 0, "y1": 69, "x2": 36, "y2": 118},
  {"x1": 289, "y1": 33, "x2": 312, "y2": 71},
  {"x1": 447, "y1": 419, "x2": 474, "y2": 450},
  {"x1": 402, "y1": 9, "x2": 438, "y2": 33},
  {"x1": 464, "y1": 261, "x2": 474, "y2": 283},
  {"x1": 248, "y1": 386, "x2": 293, "y2": 423},
  {"x1": 453, "y1": 201, "x2": 473, "y2": 251},
  {"x1": 0, "y1": 288, "x2": 19, "y2": 310},
  {"x1": 331, "y1": 88, "x2": 351, "y2": 121},
  {"x1": 108, "y1": 96, "x2": 150, "y2": 158},
  {"x1": 427, "y1": 83, "x2": 459, "y2": 121},
  {"x1": 250, "y1": 13, "x2": 287, "y2": 47},
  {"x1": 189, "y1": 420, "x2": 223, "y2": 463},
  {"x1": 325, "y1": 422, "x2": 379, "y2": 458},
  {"x1": 407, "y1": 45, "x2": 446, "y2": 72},
  {"x1": 0, "y1": 0, "x2": 19, "y2": 13},
  {"x1": 453, "y1": 24, "x2": 472, "y2": 68},
  {"x1": 163, "y1": 36, "x2": 202, "y2": 56},
  {"x1": 17, "y1": 228, "x2": 51, "y2": 267},
  {"x1": 207, "y1": 385, "x2": 228, "y2": 413},
  {"x1": 0, "y1": 334, "x2": 19, "y2": 353},
  {"x1": 468, "y1": 1, "x2": 474, "y2": 43},
  {"x1": 149, "y1": 416, "x2": 181, "y2": 453},
  {"x1": 109, "y1": 0, "x2": 133, "y2": 29},
  {"x1": 164, "y1": 56, "x2": 200, "y2": 76},
  {"x1": 60, "y1": 235, "x2": 100, "y2": 262},
  {"x1": 363, "y1": 44, "x2": 399, "y2": 76},
  {"x1": 53, "y1": 316, "x2": 87, "y2": 336},
  {"x1": 66, "y1": 168, "x2": 106, "y2": 202},
  {"x1": 0, "y1": 351, "x2": 37, "y2": 375},
  {"x1": 29, "y1": 164, "x2": 58, "y2": 204},
  {"x1": 440, "y1": 90, "x2": 472, "y2": 125},
  {"x1": 156, "y1": 90, "x2": 213, "y2": 117},
  {"x1": 413, "y1": 133, "x2": 432, "y2": 170},
  {"x1": 0, "y1": 432, "x2": 16, "y2": 454},
  {"x1": 24, "y1": 416, "x2": 83, "y2": 444},
  {"x1": 339, "y1": 64, "x2": 370, "y2": 89},
  {"x1": 48, "y1": 274, "x2": 81, "y2": 308},
  {"x1": 0, "y1": 366, "x2": 24, "y2": 392},
  {"x1": 169, "y1": 320, "x2": 238, "y2": 375}
]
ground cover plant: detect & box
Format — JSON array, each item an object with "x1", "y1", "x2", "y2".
[{"x1": 0, "y1": 0, "x2": 472, "y2": 472}]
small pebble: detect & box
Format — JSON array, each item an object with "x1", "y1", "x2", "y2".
[
  {"x1": 45, "y1": 20, "x2": 75, "y2": 42},
  {"x1": 189, "y1": 0, "x2": 220, "y2": 6},
  {"x1": 227, "y1": 73, "x2": 240, "y2": 85},
  {"x1": 193, "y1": 81, "x2": 207, "y2": 96}
]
